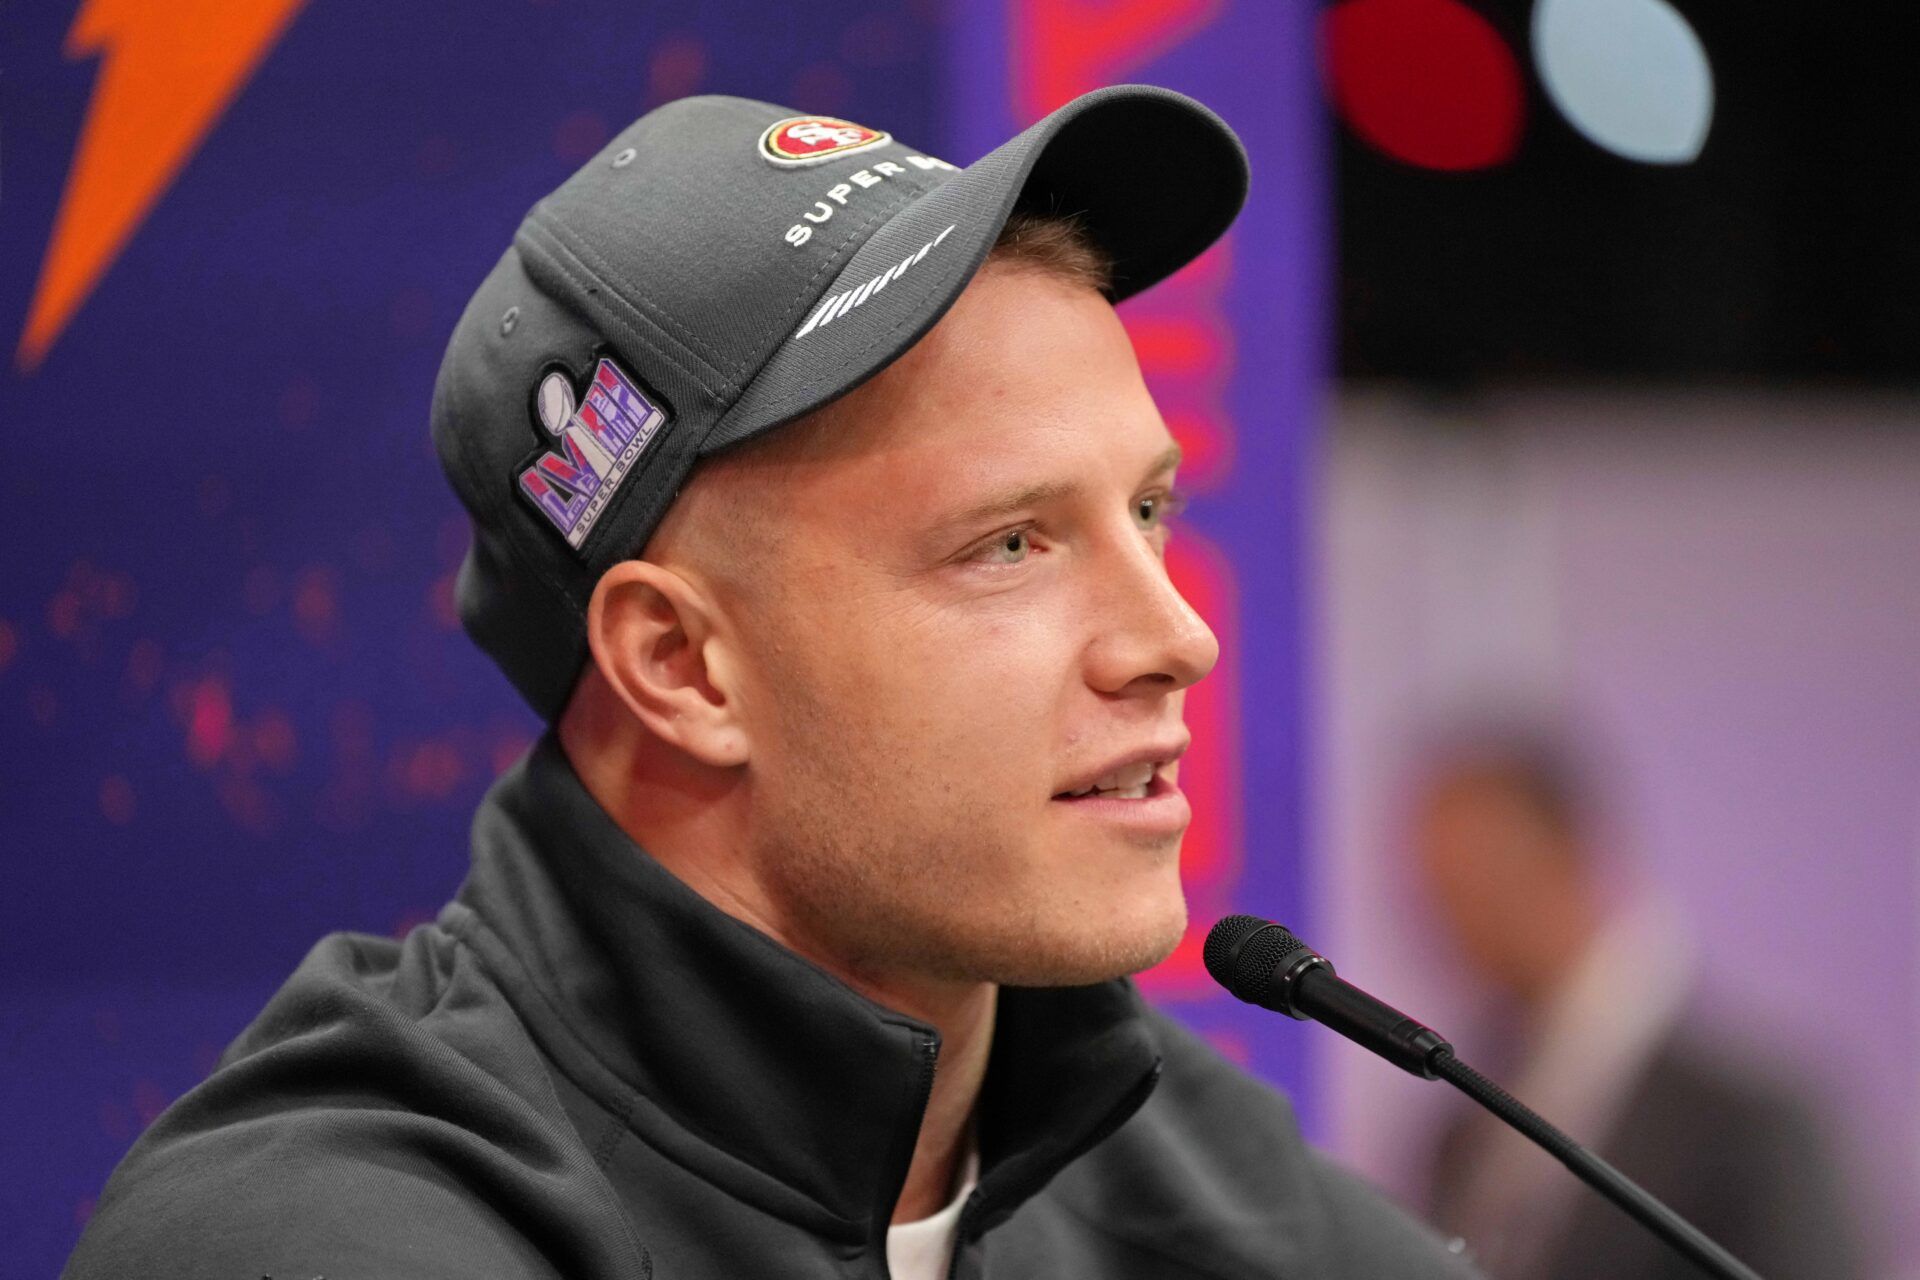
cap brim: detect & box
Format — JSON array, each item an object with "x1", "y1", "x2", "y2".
[{"x1": 705, "y1": 84, "x2": 1249, "y2": 454}]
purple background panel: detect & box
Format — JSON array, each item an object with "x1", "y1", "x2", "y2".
[{"x1": 2, "y1": 3, "x2": 946, "y2": 1269}]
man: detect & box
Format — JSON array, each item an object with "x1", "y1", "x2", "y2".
[
  {"x1": 66, "y1": 87, "x2": 1477, "y2": 1278},
  {"x1": 1409, "y1": 724, "x2": 1861, "y2": 1280}
]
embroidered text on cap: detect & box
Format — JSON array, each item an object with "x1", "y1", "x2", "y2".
[
  {"x1": 516, "y1": 356, "x2": 669, "y2": 552},
  {"x1": 760, "y1": 116, "x2": 892, "y2": 167}
]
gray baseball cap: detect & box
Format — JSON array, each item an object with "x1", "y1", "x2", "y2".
[{"x1": 431, "y1": 85, "x2": 1249, "y2": 719}]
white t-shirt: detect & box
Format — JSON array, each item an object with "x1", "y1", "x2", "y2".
[{"x1": 884, "y1": 1141, "x2": 981, "y2": 1280}]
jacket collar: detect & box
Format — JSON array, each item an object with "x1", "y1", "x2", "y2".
[{"x1": 453, "y1": 732, "x2": 1163, "y2": 1239}]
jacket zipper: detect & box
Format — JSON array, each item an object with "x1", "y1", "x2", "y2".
[
  {"x1": 877, "y1": 1030, "x2": 942, "y2": 1280},
  {"x1": 943, "y1": 1061, "x2": 1162, "y2": 1279}
]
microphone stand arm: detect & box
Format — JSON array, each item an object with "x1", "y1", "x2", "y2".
[
  {"x1": 1206, "y1": 917, "x2": 1771, "y2": 1280},
  {"x1": 1426, "y1": 1049, "x2": 1764, "y2": 1280}
]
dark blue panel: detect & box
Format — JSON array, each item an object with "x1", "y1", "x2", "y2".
[{"x1": 1, "y1": 2, "x2": 942, "y2": 1268}]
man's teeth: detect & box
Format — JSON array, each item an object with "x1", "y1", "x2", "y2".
[{"x1": 1063, "y1": 760, "x2": 1157, "y2": 798}]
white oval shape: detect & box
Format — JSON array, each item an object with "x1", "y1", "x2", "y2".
[
  {"x1": 1533, "y1": 0, "x2": 1714, "y2": 164},
  {"x1": 535, "y1": 370, "x2": 576, "y2": 435}
]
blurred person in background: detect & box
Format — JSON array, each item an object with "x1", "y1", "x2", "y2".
[{"x1": 1407, "y1": 721, "x2": 1861, "y2": 1280}]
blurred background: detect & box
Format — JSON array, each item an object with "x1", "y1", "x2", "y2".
[{"x1": 2, "y1": 1, "x2": 1913, "y2": 1277}]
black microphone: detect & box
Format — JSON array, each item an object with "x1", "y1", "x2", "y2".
[
  {"x1": 1205, "y1": 914, "x2": 1766, "y2": 1280},
  {"x1": 1202, "y1": 911, "x2": 1452, "y2": 1076}
]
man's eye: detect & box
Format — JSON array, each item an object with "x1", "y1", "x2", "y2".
[
  {"x1": 977, "y1": 527, "x2": 1033, "y2": 565},
  {"x1": 1137, "y1": 488, "x2": 1191, "y2": 530}
]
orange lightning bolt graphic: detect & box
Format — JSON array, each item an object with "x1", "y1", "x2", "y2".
[{"x1": 16, "y1": 0, "x2": 309, "y2": 372}]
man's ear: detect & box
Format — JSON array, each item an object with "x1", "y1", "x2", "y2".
[{"x1": 584, "y1": 560, "x2": 749, "y2": 768}]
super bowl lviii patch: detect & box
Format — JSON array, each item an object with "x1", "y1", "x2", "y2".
[
  {"x1": 517, "y1": 356, "x2": 668, "y2": 551},
  {"x1": 760, "y1": 116, "x2": 891, "y2": 167}
]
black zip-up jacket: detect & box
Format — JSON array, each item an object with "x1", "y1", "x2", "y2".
[{"x1": 65, "y1": 734, "x2": 1481, "y2": 1279}]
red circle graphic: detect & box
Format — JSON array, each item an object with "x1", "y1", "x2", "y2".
[{"x1": 1323, "y1": 0, "x2": 1526, "y2": 171}]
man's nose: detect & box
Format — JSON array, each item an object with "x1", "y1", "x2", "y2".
[{"x1": 1086, "y1": 528, "x2": 1220, "y2": 696}]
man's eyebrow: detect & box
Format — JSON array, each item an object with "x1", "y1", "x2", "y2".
[
  {"x1": 932, "y1": 478, "x2": 1077, "y2": 540},
  {"x1": 930, "y1": 442, "x2": 1184, "y2": 536}
]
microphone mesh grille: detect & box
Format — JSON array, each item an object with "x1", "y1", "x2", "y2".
[
  {"x1": 1203, "y1": 914, "x2": 1307, "y2": 1005},
  {"x1": 1232, "y1": 924, "x2": 1305, "y2": 1005},
  {"x1": 1203, "y1": 914, "x2": 1268, "y2": 991}
]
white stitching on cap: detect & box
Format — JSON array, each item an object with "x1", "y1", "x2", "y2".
[
  {"x1": 791, "y1": 224, "x2": 955, "y2": 342},
  {"x1": 737, "y1": 171, "x2": 927, "y2": 378},
  {"x1": 794, "y1": 290, "x2": 849, "y2": 339}
]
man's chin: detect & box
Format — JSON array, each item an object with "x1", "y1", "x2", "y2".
[{"x1": 975, "y1": 898, "x2": 1189, "y2": 988}]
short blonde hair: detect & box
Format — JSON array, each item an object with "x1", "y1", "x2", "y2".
[{"x1": 986, "y1": 211, "x2": 1114, "y2": 294}]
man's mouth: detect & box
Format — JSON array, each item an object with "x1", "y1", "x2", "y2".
[
  {"x1": 1054, "y1": 759, "x2": 1160, "y2": 801},
  {"x1": 1050, "y1": 768, "x2": 1188, "y2": 834},
  {"x1": 1049, "y1": 738, "x2": 1190, "y2": 826}
]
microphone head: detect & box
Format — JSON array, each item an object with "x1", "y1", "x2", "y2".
[
  {"x1": 1204, "y1": 914, "x2": 1313, "y2": 1008},
  {"x1": 1203, "y1": 914, "x2": 1270, "y2": 993}
]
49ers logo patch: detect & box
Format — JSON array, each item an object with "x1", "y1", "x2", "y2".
[{"x1": 760, "y1": 115, "x2": 891, "y2": 167}]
